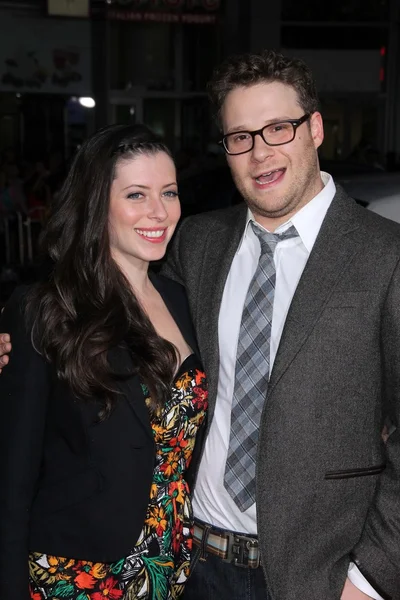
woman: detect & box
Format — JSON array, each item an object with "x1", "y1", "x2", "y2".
[{"x1": 0, "y1": 124, "x2": 208, "y2": 600}]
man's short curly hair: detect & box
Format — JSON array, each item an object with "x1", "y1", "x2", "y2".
[{"x1": 207, "y1": 49, "x2": 319, "y2": 126}]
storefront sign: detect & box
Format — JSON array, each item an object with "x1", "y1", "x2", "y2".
[
  {"x1": 111, "y1": 0, "x2": 220, "y2": 9},
  {"x1": 107, "y1": 0, "x2": 222, "y2": 24}
]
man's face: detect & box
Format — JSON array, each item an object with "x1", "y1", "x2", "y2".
[{"x1": 221, "y1": 81, "x2": 324, "y2": 230}]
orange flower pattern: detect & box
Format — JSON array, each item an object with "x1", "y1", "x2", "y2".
[{"x1": 29, "y1": 358, "x2": 207, "y2": 600}]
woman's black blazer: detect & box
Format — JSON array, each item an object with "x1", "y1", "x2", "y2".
[{"x1": 0, "y1": 273, "x2": 203, "y2": 599}]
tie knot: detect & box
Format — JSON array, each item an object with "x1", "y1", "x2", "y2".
[{"x1": 251, "y1": 222, "x2": 298, "y2": 254}]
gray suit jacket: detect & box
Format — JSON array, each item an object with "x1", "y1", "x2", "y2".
[{"x1": 162, "y1": 186, "x2": 400, "y2": 600}]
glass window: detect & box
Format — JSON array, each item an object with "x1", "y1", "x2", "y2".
[
  {"x1": 143, "y1": 98, "x2": 176, "y2": 148},
  {"x1": 182, "y1": 24, "x2": 221, "y2": 92},
  {"x1": 282, "y1": 25, "x2": 389, "y2": 49},
  {"x1": 109, "y1": 21, "x2": 175, "y2": 91},
  {"x1": 114, "y1": 104, "x2": 137, "y2": 124},
  {"x1": 181, "y1": 97, "x2": 212, "y2": 152},
  {"x1": 282, "y1": 0, "x2": 389, "y2": 22}
]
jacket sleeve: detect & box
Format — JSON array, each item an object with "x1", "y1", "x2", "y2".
[
  {"x1": 352, "y1": 258, "x2": 400, "y2": 600},
  {"x1": 0, "y1": 286, "x2": 51, "y2": 599},
  {"x1": 161, "y1": 219, "x2": 189, "y2": 285}
]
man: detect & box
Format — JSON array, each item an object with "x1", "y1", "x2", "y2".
[
  {"x1": 161, "y1": 51, "x2": 400, "y2": 600},
  {"x1": 1, "y1": 51, "x2": 400, "y2": 599}
]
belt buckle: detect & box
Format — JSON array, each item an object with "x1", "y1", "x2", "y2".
[{"x1": 225, "y1": 533, "x2": 260, "y2": 568}]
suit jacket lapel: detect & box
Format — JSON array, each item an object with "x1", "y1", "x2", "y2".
[
  {"x1": 150, "y1": 271, "x2": 198, "y2": 355},
  {"x1": 268, "y1": 190, "x2": 362, "y2": 393},
  {"x1": 122, "y1": 374, "x2": 154, "y2": 439},
  {"x1": 108, "y1": 347, "x2": 154, "y2": 440},
  {"x1": 195, "y1": 204, "x2": 248, "y2": 415},
  {"x1": 118, "y1": 272, "x2": 200, "y2": 439}
]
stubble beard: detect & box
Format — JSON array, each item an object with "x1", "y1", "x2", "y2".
[{"x1": 232, "y1": 148, "x2": 321, "y2": 224}]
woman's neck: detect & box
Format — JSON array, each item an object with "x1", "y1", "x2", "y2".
[{"x1": 111, "y1": 252, "x2": 151, "y2": 297}]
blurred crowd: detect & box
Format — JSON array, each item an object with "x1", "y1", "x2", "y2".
[{"x1": 0, "y1": 147, "x2": 66, "y2": 272}]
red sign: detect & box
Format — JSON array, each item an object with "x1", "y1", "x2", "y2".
[
  {"x1": 111, "y1": 0, "x2": 220, "y2": 9},
  {"x1": 107, "y1": 0, "x2": 222, "y2": 22},
  {"x1": 107, "y1": 9, "x2": 218, "y2": 23}
]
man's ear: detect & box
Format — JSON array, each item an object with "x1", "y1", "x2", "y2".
[{"x1": 310, "y1": 112, "x2": 324, "y2": 150}]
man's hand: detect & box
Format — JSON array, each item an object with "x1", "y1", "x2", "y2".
[
  {"x1": 341, "y1": 578, "x2": 373, "y2": 599},
  {"x1": 0, "y1": 334, "x2": 11, "y2": 374}
]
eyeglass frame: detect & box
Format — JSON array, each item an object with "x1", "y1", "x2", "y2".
[{"x1": 219, "y1": 113, "x2": 311, "y2": 156}]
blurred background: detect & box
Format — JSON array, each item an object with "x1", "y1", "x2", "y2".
[{"x1": 1, "y1": 0, "x2": 400, "y2": 302}]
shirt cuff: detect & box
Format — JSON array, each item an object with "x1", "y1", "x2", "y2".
[{"x1": 347, "y1": 562, "x2": 384, "y2": 600}]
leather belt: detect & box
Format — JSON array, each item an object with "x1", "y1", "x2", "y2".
[{"x1": 193, "y1": 518, "x2": 261, "y2": 568}]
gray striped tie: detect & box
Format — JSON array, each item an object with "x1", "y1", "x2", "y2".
[{"x1": 224, "y1": 222, "x2": 299, "y2": 511}]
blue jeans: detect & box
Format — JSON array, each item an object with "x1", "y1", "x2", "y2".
[{"x1": 183, "y1": 544, "x2": 271, "y2": 600}]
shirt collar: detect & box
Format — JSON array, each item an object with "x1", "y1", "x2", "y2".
[{"x1": 239, "y1": 171, "x2": 336, "y2": 254}]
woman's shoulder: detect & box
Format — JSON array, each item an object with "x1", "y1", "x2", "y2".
[
  {"x1": 1, "y1": 282, "x2": 48, "y2": 338},
  {"x1": 0, "y1": 284, "x2": 39, "y2": 350},
  {"x1": 1, "y1": 284, "x2": 33, "y2": 316}
]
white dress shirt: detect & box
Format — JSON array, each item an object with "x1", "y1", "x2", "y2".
[{"x1": 192, "y1": 172, "x2": 381, "y2": 599}]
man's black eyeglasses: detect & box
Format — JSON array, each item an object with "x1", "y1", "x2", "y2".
[{"x1": 219, "y1": 113, "x2": 311, "y2": 156}]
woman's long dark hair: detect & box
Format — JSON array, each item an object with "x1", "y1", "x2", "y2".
[{"x1": 26, "y1": 123, "x2": 178, "y2": 418}]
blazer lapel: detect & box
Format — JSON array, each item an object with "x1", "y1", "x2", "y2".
[
  {"x1": 118, "y1": 271, "x2": 202, "y2": 438},
  {"x1": 268, "y1": 190, "x2": 363, "y2": 393},
  {"x1": 195, "y1": 204, "x2": 248, "y2": 414},
  {"x1": 108, "y1": 347, "x2": 154, "y2": 440},
  {"x1": 149, "y1": 271, "x2": 198, "y2": 355}
]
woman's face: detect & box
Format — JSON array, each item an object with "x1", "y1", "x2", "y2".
[{"x1": 109, "y1": 151, "x2": 181, "y2": 271}]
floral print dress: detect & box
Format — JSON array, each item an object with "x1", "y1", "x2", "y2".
[{"x1": 29, "y1": 354, "x2": 208, "y2": 600}]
